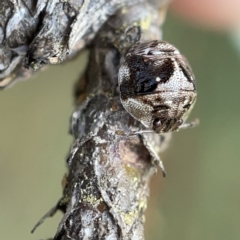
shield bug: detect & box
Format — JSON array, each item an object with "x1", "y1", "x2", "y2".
[{"x1": 118, "y1": 40, "x2": 197, "y2": 133}]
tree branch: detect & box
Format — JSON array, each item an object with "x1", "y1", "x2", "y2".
[
  {"x1": 24, "y1": 1, "x2": 171, "y2": 239},
  {"x1": 49, "y1": 2, "x2": 170, "y2": 239},
  {"x1": 0, "y1": 0, "x2": 146, "y2": 88}
]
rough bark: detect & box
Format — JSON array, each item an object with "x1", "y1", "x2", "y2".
[{"x1": 0, "y1": 0, "x2": 152, "y2": 88}]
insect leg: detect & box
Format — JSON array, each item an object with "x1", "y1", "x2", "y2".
[
  {"x1": 31, "y1": 199, "x2": 67, "y2": 234},
  {"x1": 179, "y1": 118, "x2": 199, "y2": 130}
]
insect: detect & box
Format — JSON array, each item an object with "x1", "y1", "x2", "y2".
[{"x1": 118, "y1": 40, "x2": 197, "y2": 133}]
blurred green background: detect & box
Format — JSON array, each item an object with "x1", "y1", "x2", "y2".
[{"x1": 1, "y1": 11, "x2": 240, "y2": 240}]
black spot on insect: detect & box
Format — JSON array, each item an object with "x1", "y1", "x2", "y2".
[
  {"x1": 155, "y1": 97, "x2": 162, "y2": 102},
  {"x1": 119, "y1": 80, "x2": 135, "y2": 100},
  {"x1": 176, "y1": 59, "x2": 196, "y2": 87},
  {"x1": 156, "y1": 58, "x2": 174, "y2": 83},
  {"x1": 183, "y1": 103, "x2": 191, "y2": 109},
  {"x1": 130, "y1": 57, "x2": 175, "y2": 95},
  {"x1": 135, "y1": 74, "x2": 158, "y2": 95},
  {"x1": 159, "y1": 49, "x2": 175, "y2": 53},
  {"x1": 153, "y1": 59, "x2": 174, "y2": 83},
  {"x1": 127, "y1": 55, "x2": 159, "y2": 95},
  {"x1": 142, "y1": 98, "x2": 149, "y2": 104},
  {"x1": 152, "y1": 105, "x2": 170, "y2": 114},
  {"x1": 179, "y1": 64, "x2": 192, "y2": 82}
]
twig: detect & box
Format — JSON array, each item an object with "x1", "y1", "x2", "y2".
[{"x1": 0, "y1": 0, "x2": 145, "y2": 88}]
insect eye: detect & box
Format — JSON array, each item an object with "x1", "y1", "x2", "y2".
[
  {"x1": 153, "y1": 118, "x2": 162, "y2": 128},
  {"x1": 183, "y1": 103, "x2": 191, "y2": 109}
]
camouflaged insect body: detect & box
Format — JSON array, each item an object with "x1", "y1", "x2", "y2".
[{"x1": 119, "y1": 41, "x2": 197, "y2": 133}]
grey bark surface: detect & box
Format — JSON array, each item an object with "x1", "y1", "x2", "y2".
[
  {"x1": 1, "y1": 0, "x2": 171, "y2": 239},
  {"x1": 0, "y1": 0, "x2": 150, "y2": 88}
]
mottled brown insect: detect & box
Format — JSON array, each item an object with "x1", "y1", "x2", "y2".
[{"x1": 118, "y1": 40, "x2": 197, "y2": 133}]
